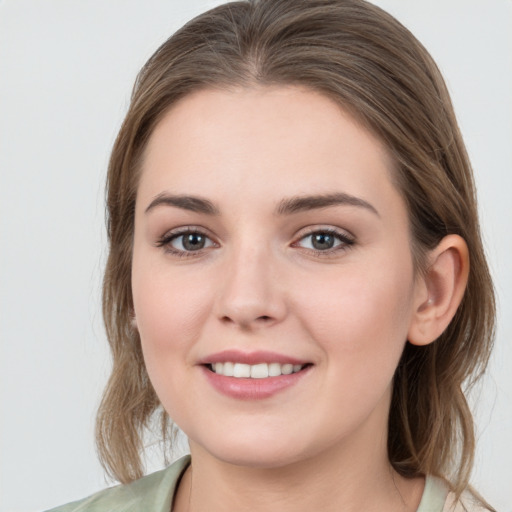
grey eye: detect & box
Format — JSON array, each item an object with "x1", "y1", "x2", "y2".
[
  {"x1": 297, "y1": 231, "x2": 347, "y2": 251},
  {"x1": 310, "y1": 232, "x2": 336, "y2": 250},
  {"x1": 171, "y1": 232, "x2": 214, "y2": 251}
]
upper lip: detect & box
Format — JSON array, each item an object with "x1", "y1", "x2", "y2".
[{"x1": 198, "y1": 349, "x2": 310, "y2": 366}]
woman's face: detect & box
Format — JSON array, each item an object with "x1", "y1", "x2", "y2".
[{"x1": 132, "y1": 86, "x2": 423, "y2": 468}]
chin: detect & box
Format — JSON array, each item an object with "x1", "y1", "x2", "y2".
[
  {"x1": 188, "y1": 423, "x2": 319, "y2": 470},
  {"x1": 209, "y1": 445, "x2": 306, "y2": 469}
]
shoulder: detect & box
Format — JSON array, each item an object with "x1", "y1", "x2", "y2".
[
  {"x1": 44, "y1": 455, "x2": 190, "y2": 512},
  {"x1": 419, "y1": 476, "x2": 494, "y2": 512},
  {"x1": 443, "y1": 489, "x2": 495, "y2": 512}
]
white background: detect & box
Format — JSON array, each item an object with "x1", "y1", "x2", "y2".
[{"x1": 0, "y1": 1, "x2": 511, "y2": 511}]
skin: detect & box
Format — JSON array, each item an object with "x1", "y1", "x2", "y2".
[{"x1": 131, "y1": 86, "x2": 469, "y2": 511}]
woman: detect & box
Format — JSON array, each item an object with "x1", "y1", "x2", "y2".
[{"x1": 47, "y1": 0, "x2": 496, "y2": 510}]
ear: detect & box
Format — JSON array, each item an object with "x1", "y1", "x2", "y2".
[
  {"x1": 130, "y1": 309, "x2": 138, "y2": 330},
  {"x1": 408, "y1": 234, "x2": 469, "y2": 346}
]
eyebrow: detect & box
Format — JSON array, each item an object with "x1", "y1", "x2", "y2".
[
  {"x1": 276, "y1": 193, "x2": 380, "y2": 217},
  {"x1": 145, "y1": 192, "x2": 379, "y2": 217},
  {"x1": 145, "y1": 193, "x2": 220, "y2": 215}
]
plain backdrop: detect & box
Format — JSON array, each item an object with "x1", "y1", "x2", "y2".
[{"x1": 0, "y1": 1, "x2": 511, "y2": 511}]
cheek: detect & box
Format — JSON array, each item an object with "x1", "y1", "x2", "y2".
[
  {"x1": 131, "y1": 263, "x2": 218, "y2": 423},
  {"x1": 132, "y1": 259, "x2": 213, "y2": 368},
  {"x1": 294, "y1": 253, "x2": 415, "y2": 366}
]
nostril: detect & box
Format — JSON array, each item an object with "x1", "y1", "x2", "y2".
[
  {"x1": 219, "y1": 307, "x2": 280, "y2": 327},
  {"x1": 220, "y1": 314, "x2": 273, "y2": 327}
]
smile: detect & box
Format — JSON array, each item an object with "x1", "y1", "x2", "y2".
[{"x1": 208, "y1": 362, "x2": 306, "y2": 378}]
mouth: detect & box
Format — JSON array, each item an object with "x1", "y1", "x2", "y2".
[
  {"x1": 199, "y1": 350, "x2": 313, "y2": 399},
  {"x1": 201, "y1": 354, "x2": 313, "y2": 399},
  {"x1": 206, "y1": 362, "x2": 310, "y2": 379}
]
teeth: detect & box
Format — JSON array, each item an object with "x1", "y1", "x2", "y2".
[
  {"x1": 210, "y1": 362, "x2": 305, "y2": 378},
  {"x1": 233, "y1": 363, "x2": 251, "y2": 378},
  {"x1": 268, "y1": 362, "x2": 281, "y2": 376},
  {"x1": 251, "y1": 363, "x2": 268, "y2": 379},
  {"x1": 281, "y1": 363, "x2": 293, "y2": 375},
  {"x1": 223, "y1": 362, "x2": 234, "y2": 376}
]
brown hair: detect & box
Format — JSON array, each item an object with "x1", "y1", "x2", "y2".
[{"x1": 96, "y1": 0, "x2": 495, "y2": 500}]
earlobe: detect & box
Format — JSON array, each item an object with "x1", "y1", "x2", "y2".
[{"x1": 408, "y1": 235, "x2": 469, "y2": 346}]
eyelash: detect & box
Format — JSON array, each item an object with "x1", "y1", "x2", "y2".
[
  {"x1": 292, "y1": 227, "x2": 355, "y2": 257},
  {"x1": 155, "y1": 227, "x2": 216, "y2": 258},
  {"x1": 155, "y1": 227, "x2": 355, "y2": 259}
]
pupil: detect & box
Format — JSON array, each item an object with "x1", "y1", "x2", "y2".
[
  {"x1": 312, "y1": 233, "x2": 334, "y2": 250},
  {"x1": 183, "y1": 233, "x2": 205, "y2": 251}
]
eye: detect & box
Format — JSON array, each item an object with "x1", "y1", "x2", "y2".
[
  {"x1": 156, "y1": 228, "x2": 216, "y2": 256},
  {"x1": 294, "y1": 228, "x2": 354, "y2": 253}
]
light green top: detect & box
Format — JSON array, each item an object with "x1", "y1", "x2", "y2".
[
  {"x1": 45, "y1": 456, "x2": 190, "y2": 512},
  {"x1": 45, "y1": 455, "x2": 483, "y2": 512}
]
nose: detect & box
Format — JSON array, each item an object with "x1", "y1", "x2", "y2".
[{"x1": 215, "y1": 244, "x2": 287, "y2": 330}]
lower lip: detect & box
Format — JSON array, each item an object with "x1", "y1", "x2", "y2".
[{"x1": 201, "y1": 365, "x2": 312, "y2": 400}]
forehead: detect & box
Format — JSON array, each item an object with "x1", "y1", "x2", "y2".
[{"x1": 137, "y1": 86, "x2": 400, "y2": 215}]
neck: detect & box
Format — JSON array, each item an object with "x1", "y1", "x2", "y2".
[{"x1": 173, "y1": 425, "x2": 424, "y2": 512}]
